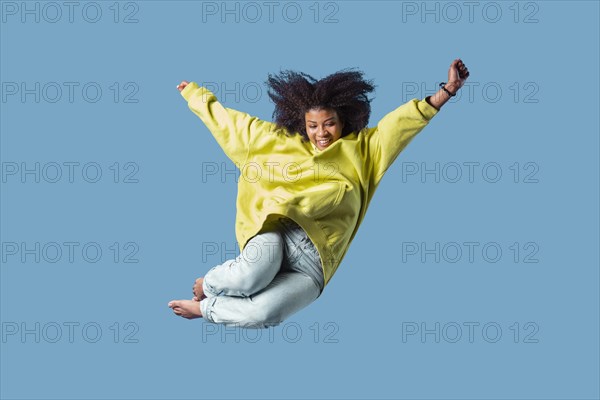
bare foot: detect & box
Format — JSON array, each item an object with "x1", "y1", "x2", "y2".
[
  {"x1": 193, "y1": 277, "x2": 207, "y2": 301},
  {"x1": 168, "y1": 300, "x2": 202, "y2": 319}
]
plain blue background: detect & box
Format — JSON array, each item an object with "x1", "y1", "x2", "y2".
[{"x1": 1, "y1": 1, "x2": 598, "y2": 399}]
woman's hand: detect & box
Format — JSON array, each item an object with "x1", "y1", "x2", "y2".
[
  {"x1": 446, "y1": 59, "x2": 470, "y2": 94},
  {"x1": 425, "y1": 58, "x2": 470, "y2": 110},
  {"x1": 176, "y1": 81, "x2": 190, "y2": 92}
]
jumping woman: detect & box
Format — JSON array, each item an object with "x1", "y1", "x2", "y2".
[{"x1": 169, "y1": 59, "x2": 470, "y2": 328}]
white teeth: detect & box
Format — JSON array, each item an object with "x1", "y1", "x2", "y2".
[{"x1": 318, "y1": 139, "x2": 331, "y2": 146}]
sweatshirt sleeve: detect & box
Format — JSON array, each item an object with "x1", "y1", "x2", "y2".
[
  {"x1": 370, "y1": 98, "x2": 439, "y2": 184},
  {"x1": 180, "y1": 82, "x2": 276, "y2": 165}
]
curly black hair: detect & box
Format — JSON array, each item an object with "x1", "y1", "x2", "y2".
[{"x1": 265, "y1": 68, "x2": 376, "y2": 142}]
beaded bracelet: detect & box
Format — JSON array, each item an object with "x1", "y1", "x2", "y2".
[{"x1": 439, "y1": 82, "x2": 456, "y2": 97}]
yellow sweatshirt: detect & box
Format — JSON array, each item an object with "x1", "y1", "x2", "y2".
[{"x1": 181, "y1": 82, "x2": 439, "y2": 287}]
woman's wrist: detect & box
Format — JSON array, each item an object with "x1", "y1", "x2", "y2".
[
  {"x1": 426, "y1": 80, "x2": 463, "y2": 111},
  {"x1": 444, "y1": 81, "x2": 461, "y2": 95}
]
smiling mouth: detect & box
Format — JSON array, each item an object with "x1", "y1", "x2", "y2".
[{"x1": 317, "y1": 138, "x2": 332, "y2": 147}]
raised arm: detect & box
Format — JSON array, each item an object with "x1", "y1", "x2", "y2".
[
  {"x1": 369, "y1": 97, "x2": 439, "y2": 184},
  {"x1": 177, "y1": 81, "x2": 276, "y2": 165},
  {"x1": 369, "y1": 59, "x2": 470, "y2": 184}
]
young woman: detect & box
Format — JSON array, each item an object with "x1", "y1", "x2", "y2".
[{"x1": 169, "y1": 59, "x2": 470, "y2": 328}]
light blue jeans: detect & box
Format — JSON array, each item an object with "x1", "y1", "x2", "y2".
[{"x1": 199, "y1": 217, "x2": 325, "y2": 329}]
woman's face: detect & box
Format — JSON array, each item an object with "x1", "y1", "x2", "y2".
[{"x1": 305, "y1": 108, "x2": 344, "y2": 151}]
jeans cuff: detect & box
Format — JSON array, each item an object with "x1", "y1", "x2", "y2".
[{"x1": 200, "y1": 297, "x2": 217, "y2": 323}]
